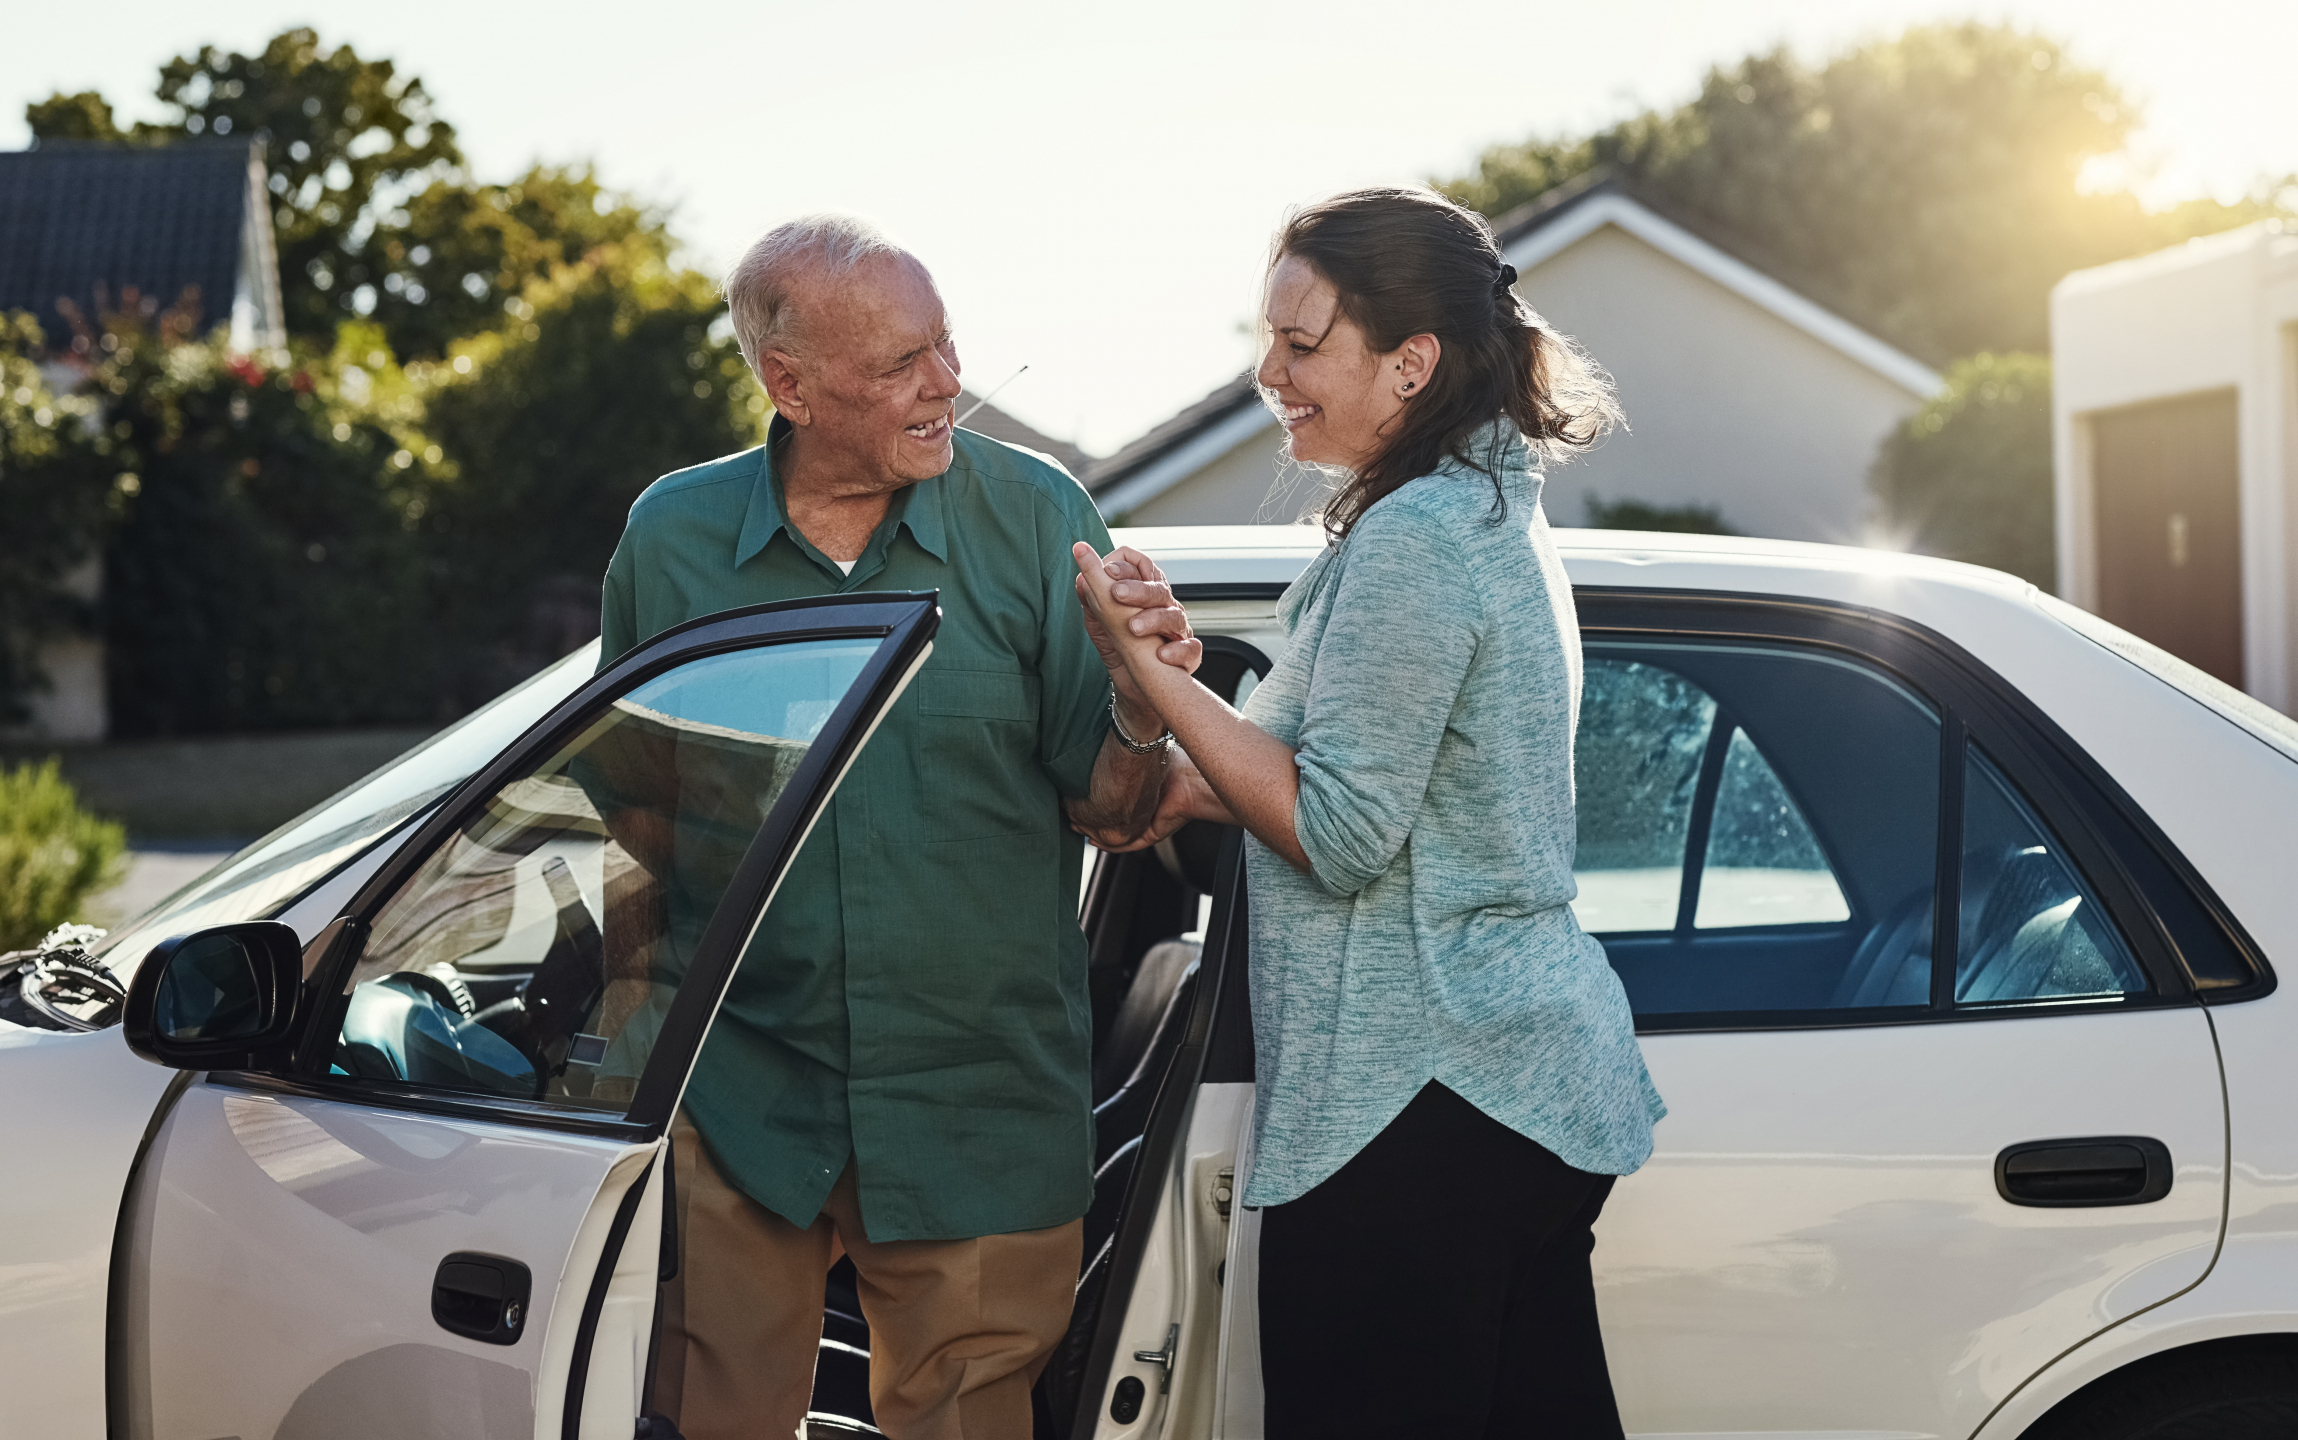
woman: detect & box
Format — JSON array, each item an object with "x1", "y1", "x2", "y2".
[{"x1": 1073, "y1": 187, "x2": 1665, "y2": 1437}]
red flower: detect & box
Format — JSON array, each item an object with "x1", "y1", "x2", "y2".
[{"x1": 227, "y1": 357, "x2": 267, "y2": 387}]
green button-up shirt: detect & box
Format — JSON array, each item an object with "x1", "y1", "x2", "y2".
[{"x1": 600, "y1": 421, "x2": 1115, "y2": 1241}]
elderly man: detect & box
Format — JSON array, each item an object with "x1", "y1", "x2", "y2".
[{"x1": 598, "y1": 215, "x2": 1188, "y2": 1440}]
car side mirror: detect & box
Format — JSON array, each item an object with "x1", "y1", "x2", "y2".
[{"x1": 122, "y1": 922, "x2": 304, "y2": 1071}]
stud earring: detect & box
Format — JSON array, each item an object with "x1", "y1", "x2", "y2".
[{"x1": 1402, "y1": 381, "x2": 1415, "y2": 392}]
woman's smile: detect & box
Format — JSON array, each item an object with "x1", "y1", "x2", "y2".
[{"x1": 1275, "y1": 400, "x2": 1321, "y2": 429}]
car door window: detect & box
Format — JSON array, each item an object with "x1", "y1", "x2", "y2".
[
  {"x1": 1958, "y1": 743, "x2": 2147, "y2": 1002},
  {"x1": 328, "y1": 638, "x2": 881, "y2": 1111},
  {"x1": 1572, "y1": 659, "x2": 1715, "y2": 933},
  {"x1": 1693, "y1": 727, "x2": 1851, "y2": 929},
  {"x1": 1575, "y1": 636, "x2": 2165, "y2": 1025},
  {"x1": 1576, "y1": 642, "x2": 1941, "y2": 1017}
]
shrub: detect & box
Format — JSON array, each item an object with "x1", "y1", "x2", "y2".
[
  {"x1": 1871, "y1": 352, "x2": 2054, "y2": 587},
  {"x1": 0, "y1": 758, "x2": 126, "y2": 950},
  {"x1": 1584, "y1": 497, "x2": 1739, "y2": 535}
]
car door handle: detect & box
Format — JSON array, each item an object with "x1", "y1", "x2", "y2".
[
  {"x1": 433, "y1": 1252, "x2": 532, "y2": 1345},
  {"x1": 1995, "y1": 1136, "x2": 2173, "y2": 1207}
]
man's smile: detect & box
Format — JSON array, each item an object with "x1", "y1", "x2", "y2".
[{"x1": 904, "y1": 413, "x2": 952, "y2": 442}]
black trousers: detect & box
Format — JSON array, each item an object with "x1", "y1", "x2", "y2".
[{"x1": 1257, "y1": 1082, "x2": 1625, "y2": 1439}]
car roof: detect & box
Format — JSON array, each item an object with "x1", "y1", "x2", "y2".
[
  {"x1": 1116, "y1": 522, "x2": 2037, "y2": 610},
  {"x1": 1114, "y1": 521, "x2": 2298, "y2": 767}
]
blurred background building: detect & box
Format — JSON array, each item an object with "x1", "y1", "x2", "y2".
[
  {"x1": 1088, "y1": 174, "x2": 1942, "y2": 542},
  {"x1": 2053, "y1": 223, "x2": 2298, "y2": 707}
]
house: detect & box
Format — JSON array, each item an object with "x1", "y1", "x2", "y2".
[
  {"x1": 957, "y1": 387, "x2": 1094, "y2": 480},
  {"x1": 0, "y1": 139, "x2": 286, "y2": 742},
  {"x1": 1087, "y1": 174, "x2": 1942, "y2": 542},
  {"x1": 2052, "y1": 223, "x2": 2298, "y2": 709},
  {"x1": 0, "y1": 138, "x2": 285, "y2": 351}
]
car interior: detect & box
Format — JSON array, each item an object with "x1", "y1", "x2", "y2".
[{"x1": 807, "y1": 642, "x2": 1263, "y2": 1437}]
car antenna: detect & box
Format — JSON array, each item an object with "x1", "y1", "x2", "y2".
[{"x1": 956, "y1": 365, "x2": 1028, "y2": 427}]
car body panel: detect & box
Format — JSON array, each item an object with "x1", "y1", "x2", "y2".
[
  {"x1": 120, "y1": 1085, "x2": 650, "y2": 1440},
  {"x1": 0, "y1": 1026, "x2": 177, "y2": 1440},
  {"x1": 1604, "y1": 1008, "x2": 2224, "y2": 1434}
]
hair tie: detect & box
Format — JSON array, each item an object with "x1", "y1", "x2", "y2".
[{"x1": 1495, "y1": 263, "x2": 1518, "y2": 292}]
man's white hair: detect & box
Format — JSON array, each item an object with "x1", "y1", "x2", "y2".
[{"x1": 723, "y1": 213, "x2": 907, "y2": 372}]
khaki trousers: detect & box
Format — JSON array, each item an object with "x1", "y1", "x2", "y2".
[{"x1": 655, "y1": 1112, "x2": 1083, "y2": 1440}]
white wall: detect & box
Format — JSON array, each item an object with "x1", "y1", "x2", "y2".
[
  {"x1": 2053, "y1": 223, "x2": 2298, "y2": 710},
  {"x1": 1526, "y1": 225, "x2": 1928, "y2": 541}
]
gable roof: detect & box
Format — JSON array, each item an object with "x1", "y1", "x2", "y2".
[
  {"x1": 1088, "y1": 173, "x2": 1942, "y2": 517},
  {"x1": 1489, "y1": 173, "x2": 1940, "y2": 394},
  {"x1": 956, "y1": 388, "x2": 1095, "y2": 478},
  {"x1": 0, "y1": 139, "x2": 282, "y2": 347}
]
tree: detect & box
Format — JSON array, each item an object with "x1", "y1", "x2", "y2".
[
  {"x1": 421, "y1": 243, "x2": 762, "y2": 706},
  {"x1": 367, "y1": 165, "x2": 678, "y2": 360},
  {"x1": 27, "y1": 28, "x2": 463, "y2": 344},
  {"x1": 1871, "y1": 352, "x2": 2054, "y2": 587},
  {"x1": 36, "y1": 295, "x2": 452, "y2": 735},
  {"x1": 1441, "y1": 24, "x2": 2291, "y2": 364},
  {"x1": 22, "y1": 91, "x2": 123, "y2": 142},
  {"x1": 1583, "y1": 497, "x2": 1738, "y2": 535},
  {"x1": 10, "y1": 29, "x2": 758, "y2": 731}
]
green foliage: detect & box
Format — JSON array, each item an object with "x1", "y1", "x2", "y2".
[
  {"x1": 422, "y1": 246, "x2": 763, "y2": 704},
  {"x1": 369, "y1": 166, "x2": 676, "y2": 360},
  {"x1": 1583, "y1": 497, "x2": 1738, "y2": 535},
  {"x1": 16, "y1": 299, "x2": 451, "y2": 735},
  {"x1": 23, "y1": 91, "x2": 123, "y2": 141},
  {"x1": 0, "y1": 316, "x2": 110, "y2": 723},
  {"x1": 28, "y1": 27, "x2": 463, "y2": 344},
  {"x1": 0, "y1": 758, "x2": 126, "y2": 950},
  {"x1": 1441, "y1": 24, "x2": 2295, "y2": 363},
  {"x1": 7, "y1": 27, "x2": 759, "y2": 734},
  {"x1": 1872, "y1": 352, "x2": 2054, "y2": 587}
]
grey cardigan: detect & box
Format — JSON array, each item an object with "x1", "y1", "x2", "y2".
[{"x1": 1237, "y1": 422, "x2": 1664, "y2": 1207}]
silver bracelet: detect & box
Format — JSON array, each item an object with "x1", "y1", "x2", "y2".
[{"x1": 1109, "y1": 693, "x2": 1175, "y2": 754}]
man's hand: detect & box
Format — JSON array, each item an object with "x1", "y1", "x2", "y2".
[{"x1": 1072, "y1": 749, "x2": 1232, "y2": 853}]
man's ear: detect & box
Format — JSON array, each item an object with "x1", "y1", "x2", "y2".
[{"x1": 759, "y1": 350, "x2": 810, "y2": 426}]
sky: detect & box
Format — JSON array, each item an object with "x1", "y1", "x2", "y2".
[{"x1": 8, "y1": 0, "x2": 2294, "y2": 455}]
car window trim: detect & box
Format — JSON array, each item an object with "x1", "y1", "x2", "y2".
[
  {"x1": 253, "y1": 592, "x2": 938, "y2": 1141},
  {"x1": 1581, "y1": 588, "x2": 2273, "y2": 1016}
]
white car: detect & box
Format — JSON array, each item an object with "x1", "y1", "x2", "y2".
[{"x1": 5, "y1": 527, "x2": 2296, "y2": 1440}]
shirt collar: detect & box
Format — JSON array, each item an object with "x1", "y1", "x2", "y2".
[{"x1": 735, "y1": 414, "x2": 951, "y2": 570}]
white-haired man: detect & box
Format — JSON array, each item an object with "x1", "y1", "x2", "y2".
[{"x1": 599, "y1": 216, "x2": 1192, "y2": 1439}]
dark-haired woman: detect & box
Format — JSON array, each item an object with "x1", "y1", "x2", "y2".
[{"x1": 1073, "y1": 186, "x2": 1665, "y2": 1437}]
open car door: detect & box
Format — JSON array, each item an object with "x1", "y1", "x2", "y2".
[{"x1": 115, "y1": 594, "x2": 935, "y2": 1440}]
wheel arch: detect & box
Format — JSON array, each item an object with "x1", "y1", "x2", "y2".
[
  {"x1": 1995, "y1": 1331, "x2": 2298, "y2": 1438},
  {"x1": 1979, "y1": 1309, "x2": 2298, "y2": 1438}
]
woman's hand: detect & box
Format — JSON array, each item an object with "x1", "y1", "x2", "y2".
[
  {"x1": 1074, "y1": 543, "x2": 1201, "y2": 677},
  {"x1": 1074, "y1": 749, "x2": 1235, "y2": 852}
]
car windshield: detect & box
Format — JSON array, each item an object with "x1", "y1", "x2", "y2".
[{"x1": 93, "y1": 642, "x2": 602, "y2": 972}]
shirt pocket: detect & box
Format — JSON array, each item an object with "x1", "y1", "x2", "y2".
[
  {"x1": 916, "y1": 668, "x2": 1037, "y2": 723},
  {"x1": 889, "y1": 667, "x2": 1054, "y2": 843}
]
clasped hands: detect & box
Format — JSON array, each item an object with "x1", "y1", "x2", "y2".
[{"x1": 1070, "y1": 542, "x2": 1228, "y2": 853}]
